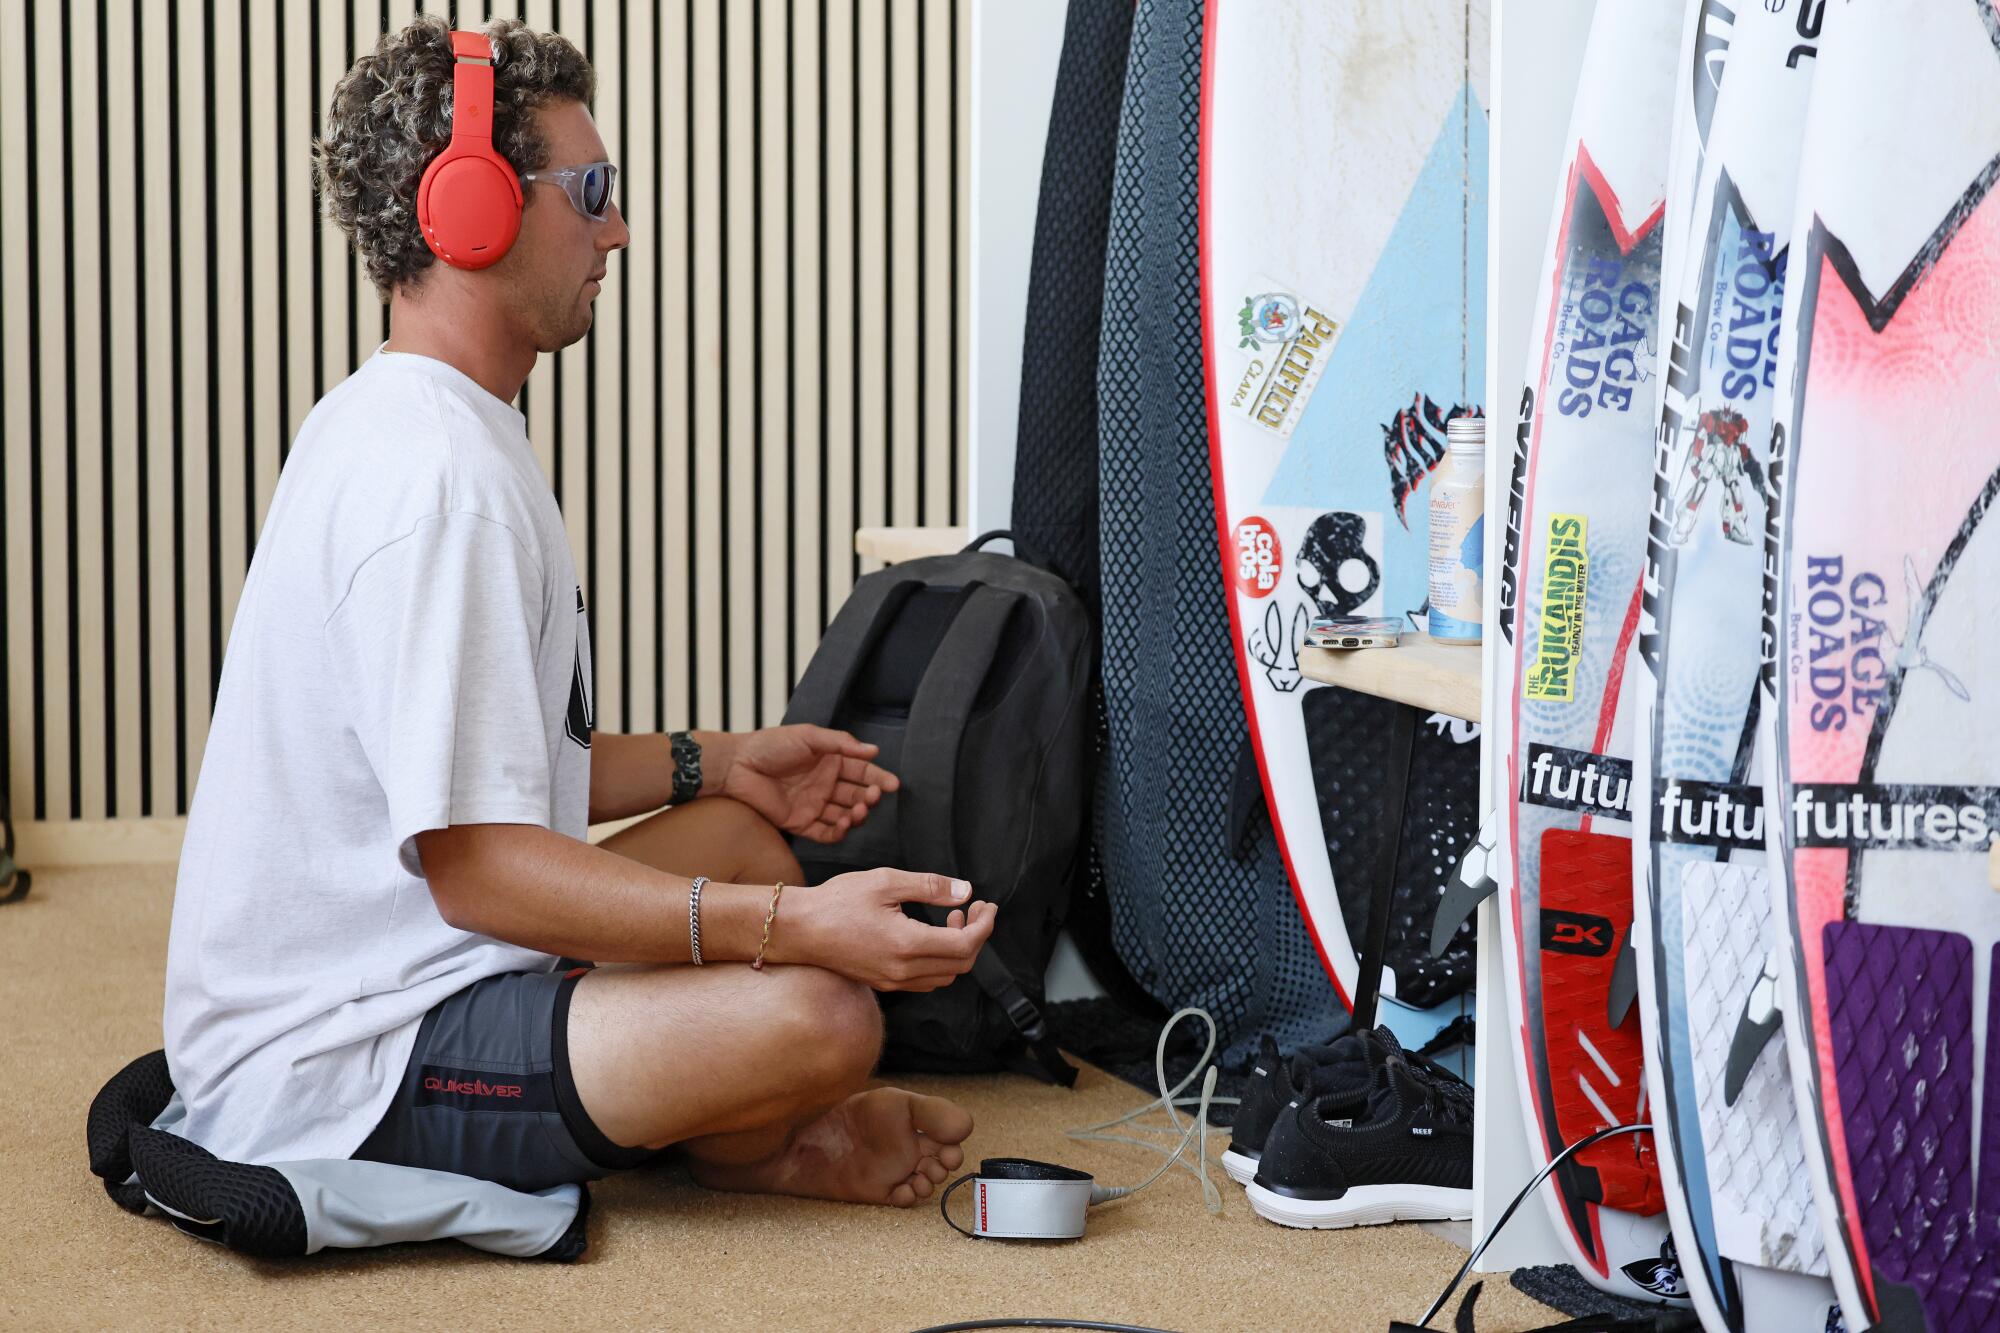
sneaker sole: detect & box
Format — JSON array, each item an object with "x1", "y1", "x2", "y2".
[
  {"x1": 1244, "y1": 1180, "x2": 1471, "y2": 1229},
  {"x1": 1220, "y1": 1148, "x2": 1259, "y2": 1187}
]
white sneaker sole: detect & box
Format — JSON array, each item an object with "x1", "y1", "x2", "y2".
[
  {"x1": 1244, "y1": 1179, "x2": 1471, "y2": 1229},
  {"x1": 1220, "y1": 1148, "x2": 1259, "y2": 1187}
]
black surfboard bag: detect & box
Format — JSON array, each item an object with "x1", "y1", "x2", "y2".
[{"x1": 782, "y1": 533, "x2": 1091, "y2": 1086}]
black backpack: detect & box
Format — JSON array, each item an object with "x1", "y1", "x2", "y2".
[{"x1": 782, "y1": 532, "x2": 1091, "y2": 1085}]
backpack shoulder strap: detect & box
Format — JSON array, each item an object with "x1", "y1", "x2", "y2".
[
  {"x1": 781, "y1": 572, "x2": 924, "y2": 728},
  {"x1": 898, "y1": 583, "x2": 1077, "y2": 1088},
  {"x1": 897, "y1": 582, "x2": 1020, "y2": 874}
]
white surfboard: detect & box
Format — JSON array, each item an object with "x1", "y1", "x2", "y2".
[
  {"x1": 1759, "y1": 5, "x2": 2000, "y2": 1330},
  {"x1": 1629, "y1": 2, "x2": 1839, "y2": 1329},
  {"x1": 1492, "y1": 0, "x2": 1689, "y2": 1304},
  {"x1": 1199, "y1": 0, "x2": 1489, "y2": 1057}
]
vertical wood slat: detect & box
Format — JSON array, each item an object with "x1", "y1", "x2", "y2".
[
  {"x1": 105, "y1": 0, "x2": 143, "y2": 820},
  {"x1": 2, "y1": 3, "x2": 32, "y2": 820},
  {"x1": 36, "y1": 0, "x2": 73, "y2": 819},
  {"x1": 822, "y1": 0, "x2": 858, "y2": 674},
  {"x1": 1, "y1": 0, "x2": 967, "y2": 822},
  {"x1": 659, "y1": 0, "x2": 692, "y2": 737},
  {"x1": 621, "y1": 0, "x2": 657, "y2": 735},
  {"x1": 140, "y1": 0, "x2": 178, "y2": 814},
  {"x1": 71, "y1": 0, "x2": 107, "y2": 822}
]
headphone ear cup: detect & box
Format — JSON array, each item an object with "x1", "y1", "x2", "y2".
[{"x1": 418, "y1": 152, "x2": 523, "y2": 270}]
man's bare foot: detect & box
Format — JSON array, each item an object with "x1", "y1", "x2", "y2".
[{"x1": 688, "y1": 1088, "x2": 973, "y2": 1207}]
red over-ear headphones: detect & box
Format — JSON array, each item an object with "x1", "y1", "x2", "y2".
[{"x1": 416, "y1": 30, "x2": 523, "y2": 269}]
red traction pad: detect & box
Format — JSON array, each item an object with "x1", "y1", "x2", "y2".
[{"x1": 1538, "y1": 827, "x2": 1664, "y2": 1216}]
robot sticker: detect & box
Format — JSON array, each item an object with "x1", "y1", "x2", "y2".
[{"x1": 1669, "y1": 406, "x2": 1770, "y2": 546}]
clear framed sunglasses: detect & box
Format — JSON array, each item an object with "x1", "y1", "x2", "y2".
[{"x1": 518, "y1": 160, "x2": 619, "y2": 221}]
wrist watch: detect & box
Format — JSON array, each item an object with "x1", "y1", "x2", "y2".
[{"x1": 668, "y1": 731, "x2": 703, "y2": 804}]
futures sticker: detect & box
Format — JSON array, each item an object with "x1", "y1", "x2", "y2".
[{"x1": 1528, "y1": 514, "x2": 1589, "y2": 701}]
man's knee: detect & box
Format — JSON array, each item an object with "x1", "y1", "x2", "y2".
[{"x1": 770, "y1": 966, "x2": 882, "y2": 1087}]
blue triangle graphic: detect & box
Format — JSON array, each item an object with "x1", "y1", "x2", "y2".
[{"x1": 1259, "y1": 83, "x2": 1490, "y2": 623}]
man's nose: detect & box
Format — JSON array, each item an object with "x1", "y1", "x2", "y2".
[{"x1": 602, "y1": 202, "x2": 630, "y2": 251}]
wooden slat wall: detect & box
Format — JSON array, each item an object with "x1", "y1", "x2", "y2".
[{"x1": 0, "y1": 0, "x2": 969, "y2": 823}]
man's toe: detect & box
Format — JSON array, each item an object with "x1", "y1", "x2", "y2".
[{"x1": 909, "y1": 1093, "x2": 974, "y2": 1145}]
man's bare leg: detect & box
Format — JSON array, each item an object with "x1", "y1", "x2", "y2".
[{"x1": 568, "y1": 797, "x2": 973, "y2": 1205}]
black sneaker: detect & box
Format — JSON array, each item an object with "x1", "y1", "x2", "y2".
[
  {"x1": 1245, "y1": 1030, "x2": 1474, "y2": 1228},
  {"x1": 1221, "y1": 1032, "x2": 1370, "y2": 1186}
]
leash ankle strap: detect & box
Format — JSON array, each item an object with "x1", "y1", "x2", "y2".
[{"x1": 939, "y1": 1159, "x2": 1100, "y2": 1240}]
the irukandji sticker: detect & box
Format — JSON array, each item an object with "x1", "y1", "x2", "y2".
[
  {"x1": 1233, "y1": 516, "x2": 1282, "y2": 598},
  {"x1": 1527, "y1": 514, "x2": 1589, "y2": 702},
  {"x1": 1224, "y1": 275, "x2": 1339, "y2": 440}
]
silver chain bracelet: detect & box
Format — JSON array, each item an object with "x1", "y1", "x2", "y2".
[{"x1": 688, "y1": 875, "x2": 709, "y2": 965}]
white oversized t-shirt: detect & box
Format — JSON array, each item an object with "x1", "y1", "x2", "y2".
[{"x1": 164, "y1": 347, "x2": 593, "y2": 1165}]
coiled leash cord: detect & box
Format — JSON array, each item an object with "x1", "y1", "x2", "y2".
[{"x1": 936, "y1": 1008, "x2": 1234, "y2": 1240}]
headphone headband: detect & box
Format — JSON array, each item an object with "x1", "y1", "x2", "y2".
[{"x1": 448, "y1": 32, "x2": 495, "y2": 142}]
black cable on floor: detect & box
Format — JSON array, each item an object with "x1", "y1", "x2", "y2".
[
  {"x1": 1413, "y1": 1122, "x2": 1656, "y2": 1329},
  {"x1": 912, "y1": 1312, "x2": 1176, "y2": 1320}
]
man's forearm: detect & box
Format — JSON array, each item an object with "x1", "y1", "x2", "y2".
[
  {"x1": 587, "y1": 730, "x2": 734, "y2": 823},
  {"x1": 587, "y1": 732, "x2": 674, "y2": 822},
  {"x1": 420, "y1": 823, "x2": 777, "y2": 965}
]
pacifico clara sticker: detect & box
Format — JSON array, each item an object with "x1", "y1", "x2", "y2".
[{"x1": 1527, "y1": 514, "x2": 1588, "y2": 702}]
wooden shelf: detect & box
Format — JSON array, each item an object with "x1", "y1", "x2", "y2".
[
  {"x1": 1299, "y1": 630, "x2": 1483, "y2": 721},
  {"x1": 853, "y1": 525, "x2": 968, "y2": 564}
]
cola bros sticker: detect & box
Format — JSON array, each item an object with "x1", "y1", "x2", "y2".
[{"x1": 1234, "y1": 517, "x2": 1280, "y2": 599}]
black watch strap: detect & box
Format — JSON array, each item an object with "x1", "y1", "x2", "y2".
[{"x1": 668, "y1": 731, "x2": 703, "y2": 804}]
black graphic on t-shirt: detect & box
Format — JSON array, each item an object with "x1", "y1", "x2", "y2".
[{"x1": 566, "y1": 586, "x2": 594, "y2": 749}]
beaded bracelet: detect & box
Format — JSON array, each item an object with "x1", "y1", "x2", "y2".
[
  {"x1": 752, "y1": 881, "x2": 785, "y2": 970},
  {"x1": 667, "y1": 731, "x2": 703, "y2": 804}
]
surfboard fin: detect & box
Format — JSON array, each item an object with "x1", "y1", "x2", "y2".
[
  {"x1": 1430, "y1": 812, "x2": 1500, "y2": 957},
  {"x1": 1606, "y1": 937, "x2": 1638, "y2": 1029},
  {"x1": 1723, "y1": 949, "x2": 1784, "y2": 1106}
]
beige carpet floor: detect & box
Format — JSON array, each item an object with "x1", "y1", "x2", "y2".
[{"x1": 2, "y1": 865, "x2": 1561, "y2": 1332}]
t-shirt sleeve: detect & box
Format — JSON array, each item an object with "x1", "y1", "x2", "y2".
[{"x1": 324, "y1": 511, "x2": 553, "y2": 878}]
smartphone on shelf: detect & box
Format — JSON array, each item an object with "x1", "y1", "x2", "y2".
[{"x1": 1306, "y1": 617, "x2": 1403, "y2": 650}]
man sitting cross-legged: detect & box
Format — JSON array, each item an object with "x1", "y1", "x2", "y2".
[{"x1": 162, "y1": 16, "x2": 992, "y2": 1205}]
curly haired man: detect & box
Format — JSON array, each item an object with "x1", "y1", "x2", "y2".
[{"x1": 163, "y1": 16, "x2": 988, "y2": 1207}]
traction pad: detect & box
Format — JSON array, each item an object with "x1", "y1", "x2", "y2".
[
  {"x1": 1539, "y1": 828, "x2": 1663, "y2": 1216},
  {"x1": 1823, "y1": 922, "x2": 1999, "y2": 1332},
  {"x1": 1681, "y1": 860, "x2": 1825, "y2": 1274},
  {"x1": 1305, "y1": 688, "x2": 1480, "y2": 1007}
]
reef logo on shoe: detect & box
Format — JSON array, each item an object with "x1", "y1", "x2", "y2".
[
  {"x1": 1619, "y1": 1237, "x2": 1688, "y2": 1299},
  {"x1": 414, "y1": 1064, "x2": 559, "y2": 1113}
]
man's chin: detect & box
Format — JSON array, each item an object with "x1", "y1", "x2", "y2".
[{"x1": 536, "y1": 315, "x2": 594, "y2": 354}]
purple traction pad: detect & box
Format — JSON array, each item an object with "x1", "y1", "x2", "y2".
[{"x1": 1823, "y1": 923, "x2": 2000, "y2": 1331}]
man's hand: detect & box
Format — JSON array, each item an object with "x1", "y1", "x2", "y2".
[
  {"x1": 774, "y1": 869, "x2": 998, "y2": 992},
  {"x1": 711, "y1": 725, "x2": 899, "y2": 843}
]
